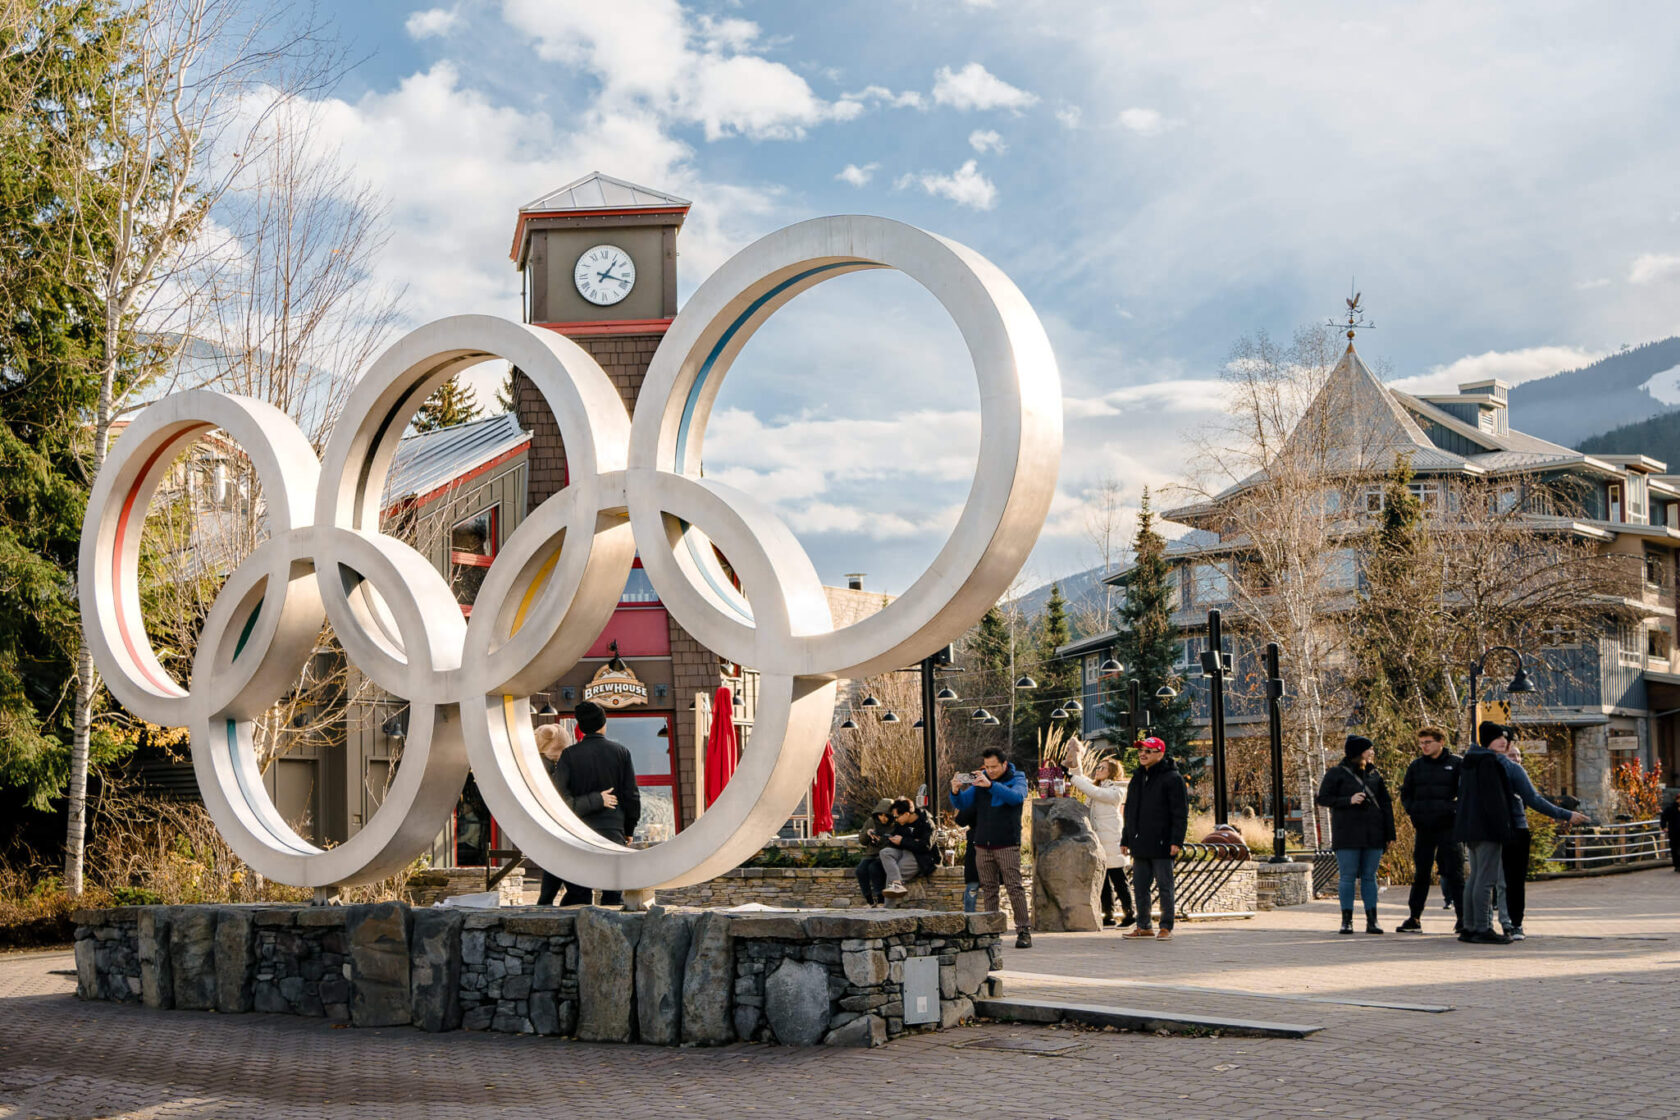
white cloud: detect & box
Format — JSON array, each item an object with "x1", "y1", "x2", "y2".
[
  {"x1": 1117, "y1": 107, "x2": 1166, "y2": 135},
  {"x1": 405, "y1": 7, "x2": 460, "y2": 38},
  {"x1": 501, "y1": 0, "x2": 855, "y2": 141},
  {"x1": 836, "y1": 162, "x2": 878, "y2": 187},
  {"x1": 1387, "y1": 345, "x2": 1605, "y2": 395},
  {"x1": 1055, "y1": 104, "x2": 1082, "y2": 130},
  {"x1": 841, "y1": 84, "x2": 925, "y2": 110},
  {"x1": 968, "y1": 129, "x2": 1005, "y2": 153},
  {"x1": 1629, "y1": 253, "x2": 1680, "y2": 285},
  {"x1": 896, "y1": 159, "x2": 998, "y2": 210},
  {"x1": 931, "y1": 62, "x2": 1038, "y2": 112}
]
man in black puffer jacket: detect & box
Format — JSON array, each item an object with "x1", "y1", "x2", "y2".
[
  {"x1": 1121, "y1": 738, "x2": 1188, "y2": 940},
  {"x1": 1397, "y1": 726, "x2": 1464, "y2": 934}
]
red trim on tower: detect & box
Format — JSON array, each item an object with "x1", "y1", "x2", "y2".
[{"x1": 535, "y1": 318, "x2": 674, "y2": 337}]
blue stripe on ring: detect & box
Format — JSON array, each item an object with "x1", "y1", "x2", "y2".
[{"x1": 672, "y1": 260, "x2": 869, "y2": 622}]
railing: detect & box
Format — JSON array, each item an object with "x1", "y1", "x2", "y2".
[
  {"x1": 1172, "y1": 842, "x2": 1251, "y2": 915},
  {"x1": 1548, "y1": 819, "x2": 1671, "y2": 870}
]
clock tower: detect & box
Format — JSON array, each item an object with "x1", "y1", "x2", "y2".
[{"x1": 509, "y1": 173, "x2": 728, "y2": 835}]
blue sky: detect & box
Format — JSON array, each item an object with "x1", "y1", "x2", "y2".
[{"x1": 292, "y1": 1, "x2": 1680, "y2": 594}]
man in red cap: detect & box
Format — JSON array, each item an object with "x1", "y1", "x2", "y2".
[{"x1": 1120, "y1": 737, "x2": 1188, "y2": 940}]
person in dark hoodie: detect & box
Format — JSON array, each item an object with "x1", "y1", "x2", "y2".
[
  {"x1": 552, "y1": 700, "x2": 641, "y2": 907},
  {"x1": 1455, "y1": 721, "x2": 1520, "y2": 943},
  {"x1": 1397, "y1": 726, "x2": 1464, "y2": 934},
  {"x1": 951, "y1": 747, "x2": 1034, "y2": 948},
  {"x1": 1120, "y1": 737, "x2": 1188, "y2": 941},
  {"x1": 1316, "y1": 735, "x2": 1397, "y2": 935},
  {"x1": 854, "y1": 799, "x2": 895, "y2": 906},
  {"x1": 879, "y1": 798, "x2": 936, "y2": 898}
]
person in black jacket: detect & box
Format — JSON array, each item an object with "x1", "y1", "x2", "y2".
[
  {"x1": 854, "y1": 799, "x2": 895, "y2": 906},
  {"x1": 552, "y1": 700, "x2": 641, "y2": 906},
  {"x1": 1663, "y1": 794, "x2": 1680, "y2": 873},
  {"x1": 1120, "y1": 737, "x2": 1188, "y2": 940},
  {"x1": 879, "y1": 798, "x2": 936, "y2": 898},
  {"x1": 1315, "y1": 735, "x2": 1396, "y2": 935},
  {"x1": 1397, "y1": 726, "x2": 1464, "y2": 933},
  {"x1": 1454, "y1": 723, "x2": 1518, "y2": 943}
]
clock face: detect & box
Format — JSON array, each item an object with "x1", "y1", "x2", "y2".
[{"x1": 574, "y1": 244, "x2": 636, "y2": 306}]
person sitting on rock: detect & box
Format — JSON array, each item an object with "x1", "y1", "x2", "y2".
[
  {"x1": 879, "y1": 798, "x2": 936, "y2": 899},
  {"x1": 854, "y1": 799, "x2": 896, "y2": 906}
]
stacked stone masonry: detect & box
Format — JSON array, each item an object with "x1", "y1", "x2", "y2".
[{"x1": 73, "y1": 903, "x2": 1003, "y2": 1049}]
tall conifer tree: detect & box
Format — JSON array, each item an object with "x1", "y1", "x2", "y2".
[
  {"x1": 1108, "y1": 490, "x2": 1197, "y2": 775},
  {"x1": 413, "y1": 375, "x2": 482, "y2": 432}
]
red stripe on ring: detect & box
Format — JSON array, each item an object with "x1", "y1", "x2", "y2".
[{"x1": 111, "y1": 427, "x2": 209, "y2": 696}]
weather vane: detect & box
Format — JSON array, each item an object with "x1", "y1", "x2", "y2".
[{"x1": 1331, "y1": 280, "x2": 1373, "y2": 345}]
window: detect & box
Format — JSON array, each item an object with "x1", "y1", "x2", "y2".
[
  {"x1": 1363, "y1": 487, "x2": 1385, "y2": 515},
  {"x1": 1495, "y1": 484, "x2": 1521, "y2": 514},
  {"x1": 449, "y1": 506, "x2": 498, "y2": 609},
  {"x1": 1407, "y1": 482, "x2": 1441, "y2": 512},
  {"x1": 1645, "y1": 548, "x2": 1668, "y2": 589},
  {"x1": 619, "y1": 559, "x2": 661, "y2": 605},
  {"x1": 1189, "y1": 562, "x2": 1231, "y2": 606},
  {"x1": 1608, "y1": 483, "x2": 1624, "y2": 523},
  {"x1": 1618, "y1": 624, "x2": 1644, "y2": 668},
  {"x1": 1321, "y1": 548, "x2": 1359, "y2": 591},
  {"x1": 1629, "y1": 474, "x2": 1648, "y2": 522},
  {"x1": 1539, "y1": 626, "x2": 1582, "y2": 649},
  {"x1": 1648, "y1": 627, "x2": 1672, "y2": 663},
  {"x1": 608, "y1": 713, "x2": 680, "y2": 843}
]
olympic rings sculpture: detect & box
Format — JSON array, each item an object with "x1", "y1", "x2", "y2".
[{"x1": 80, "y1": 215, "x2": 1063, "y2": 892}]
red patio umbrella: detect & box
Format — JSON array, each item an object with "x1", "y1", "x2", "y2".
[
  {"x1": 809, "y1": 739, "x2": 836, "y2": 835},
  {"x1": 703, "y1": 685, "x2": 738, "y2": 809}
]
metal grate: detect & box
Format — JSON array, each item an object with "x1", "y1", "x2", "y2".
[{"x1": 1171, "y1": 842, "x2": 1248, "y2": 915}]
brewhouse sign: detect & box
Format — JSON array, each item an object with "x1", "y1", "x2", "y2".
[{"x1": 583, "y1": 661, "x2": 648, "y2": 708}]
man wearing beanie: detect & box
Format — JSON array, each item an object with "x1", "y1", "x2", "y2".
[
  {"x1": 1454, "y1": 721, "x2": 1519, "y2": 943},
  {"x1": 1315, "y1": 734, "x2": 1395, "y2": 934},
  {"x1": 552, "y1": 700, "x2": 641, "y2": 906}
]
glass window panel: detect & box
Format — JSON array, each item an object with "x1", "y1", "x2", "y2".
[
  {"x1": 451, "y1": 510, "x2": 494, "y2": 556},
  {"x1": 620, "y1": 564, "x2": 660, "y2": 604},
  {"x1": 605, "y1": 715, "x2": 675, "y2": 778}
]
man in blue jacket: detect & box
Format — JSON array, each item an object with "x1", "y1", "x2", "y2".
[
  {"x1": 950, "y1": 747, "x2": 1033, "y2": 948},
  {"x1": 1489, "y1": 727, "x2": 1586, "y2": 939}
]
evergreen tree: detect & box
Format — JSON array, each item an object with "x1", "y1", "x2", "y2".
[
  {"x1": 413, "y1": 375, "x2": 482, "y2": 432},
  {"x1": 1016, "y1": 583, "x2": 1080, "y2": 760},
  {"x1": 493, "y1": 369, "x2": 515, "y2": 414},
  {"x1": 0, "y1": 0, "x2": 134, "y2": 807},
  {"x1": 1107, "y1": 490, "x2": 1198, "y2": 777}
]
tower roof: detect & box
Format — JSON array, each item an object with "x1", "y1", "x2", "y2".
[{"x1": 511, "y1": 172, "x2": 690, "y2": 265}]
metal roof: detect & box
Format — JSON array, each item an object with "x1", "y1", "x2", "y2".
[
  {"x1": 384, "y1": 411, "x2": 529, "y2": 506},
  {"x1": 520, "y1": 172, "x2": 691, "y2": 214}
]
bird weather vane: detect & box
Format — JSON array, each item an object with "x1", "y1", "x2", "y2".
[{"x1": 1332, "y1": 283, "x2": 1374, "y2": 344}]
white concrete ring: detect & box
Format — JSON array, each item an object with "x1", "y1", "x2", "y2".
[
  {"x1": 629, "y1": 215, "x2": 1063, "y2": 681},
  {"x1": 78, "y1": 392, "x2": 319, "y2": 726},
  {"x1": 188, "y1": 526, "x2": 469, "y2": 886}
]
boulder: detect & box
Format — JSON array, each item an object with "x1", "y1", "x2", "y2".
[
  {"x1": 733, "y1": 1002, "x2": 762, "y2": 1042},
  {"x1": 347, "y1": 902, "x2": 412, "y2": 1028},
  {"x1": 73, "y1": 938, "x2": 97, "y2": 1000},
  {"x1": 842, "y1": 948, "x2": 888, "y2": 988},
  {"x1": 137, "y1": 908, "x2": 173, "y2": 1010},
  {"x1": 1030, "y1": 798, "x2": 1104, "y2": 932},
  {"x1": 531, "y1": 947, "x2": 565, "y2": 992},
  {"x1": 635, "y1": 909, "x2": 694, "y2": 1046},
  {"x1": 408, "y1": 908, "x2": 462, "y2": 1032},
  {"x1": 763, "y1": 959, "x2": 832, "y2": 1047},
  {"x1": 529, "y1": 991, "x2": 561, "y2": 1036},
  {"x1": 940, "y1": 996, "x2": 975, "y2": 1029},
  {"x1": 680, "y1": 911, "x2": 736, "y2": 1046},
  {"x1": 575, "y1": 908, "x2": 643, "y2": 1043},
  {"x1": 823, "y1": 1013, "x2": 887, "y2": 1047},
  {"x1": 954, "y1": 949, "x2": 992, "y2": 997},
  {"x1": 214, "y1": 908, "x2": 255, "y2": 1013},
  {"x1": 168, "y1": 907, "x2": 217, "y2": 1011}
]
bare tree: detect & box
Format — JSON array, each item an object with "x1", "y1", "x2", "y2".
[
  {"x1": 1074, "y1": 474, "x2": 1127, "y2": 636},
  {"x1": 60, "y1": 0, "x2": 343, "y2": 892}
]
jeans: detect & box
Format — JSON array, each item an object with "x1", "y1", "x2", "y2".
[
  {"x1": 1407, "y1": 823, "x2": 1464, "y2": 921},
  {"x1": 1100, "y1": 866, "x2": 1135, "y2": 920},
  {"x1": 1335, "y1": 848, "x2": 1383, "y2": 911},
  {"x1": 880, "y1": 846, "x2": 921, "y2": 888},
  {"x1": 855, "y1": 856, "x2": 887, "y2": 903},
  {"x1": 975, "y1": 845, "x2": 1030, "y2": 932},
  {"x1": 1501, "y1": 831, "x2": 1531, "y2": 927},
  {"x1": 1464, "y1": 840, "x2": 1503, "y2": 933},
  {"x1": 1132, "y1": 857, "x2": 1176, "y2": 930},
  {"x1": 962, "y1": 881, "x2": 980, "y2": 913}
]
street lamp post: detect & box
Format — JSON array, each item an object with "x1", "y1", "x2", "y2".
[
  {"x1": 1465, "y1": 645, "x2": 1537, "y2": 740},
  {"x1": 1118, "y1": 677, "x2": 1152, "y2": 743},
  {"x1": 1200, "y1": 608, "x2": 1234, "y2": 825},
  {"x1": 1264, "y1": 642, "x2": 1289, "y2": 863}
]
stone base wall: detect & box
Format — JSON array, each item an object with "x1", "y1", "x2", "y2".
[
  {"x1": 648, "y1": 866, "x2": 1026, "y2": 924},
  {"x1": 1255, "y1": 861, "x2": 1313, "y2": 909},
  {"x1": 1178, "y1": 859, "x2": 1259, "y2": 916},
  {"x1": 73, "y1": 903, "x2": 1003, "y2": 1049},
  {"x1": 404, "y1": 868, "x2": 526, "y2": 907}
]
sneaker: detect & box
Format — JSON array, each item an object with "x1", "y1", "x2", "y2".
[
  {"x1": 1155, "y1": 928, "x2": 1173, "y2": 941},
  {"x1": 1102, "y1": 915, "x2": 1116, "y2": 928},
  {"x1": 1014, "y1": 931, "x2": 1033, "y2": 949},
  {"x1": 1122, "y1": 927, "x2": 1154, "y2": 939},
  {"x1": 1470, "y1": 930, "x2": 1513, "y2": 945},
  {"x1": 1118, "y1": 915, "x2": 1137, "y2": 929},
  {"x1": 1441, "y1": 898, "x2": 1453, "y2": 910},
  {"x1": 882, "y1": 882, "x2": 909, "y2": 898},
  {"x1": 1396, "y1": 918, "x2": 1423, "y2": 934},
  {"x1": 1510, "y1": 926, "x2": 1526, "y2": 941}
]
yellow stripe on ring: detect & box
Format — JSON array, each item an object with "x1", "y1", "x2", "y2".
[{"x1": 501, "y1": 547, "x2": 561, "y2": 728}]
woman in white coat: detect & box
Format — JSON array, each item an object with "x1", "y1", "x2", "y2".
[{"x1": 1067, "y1": 738, "x2": 1136, "y2": 928}]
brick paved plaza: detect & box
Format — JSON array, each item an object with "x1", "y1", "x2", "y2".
[{"x1": 2, "y1": 870, "x2": 1676, "y2": 1120}]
